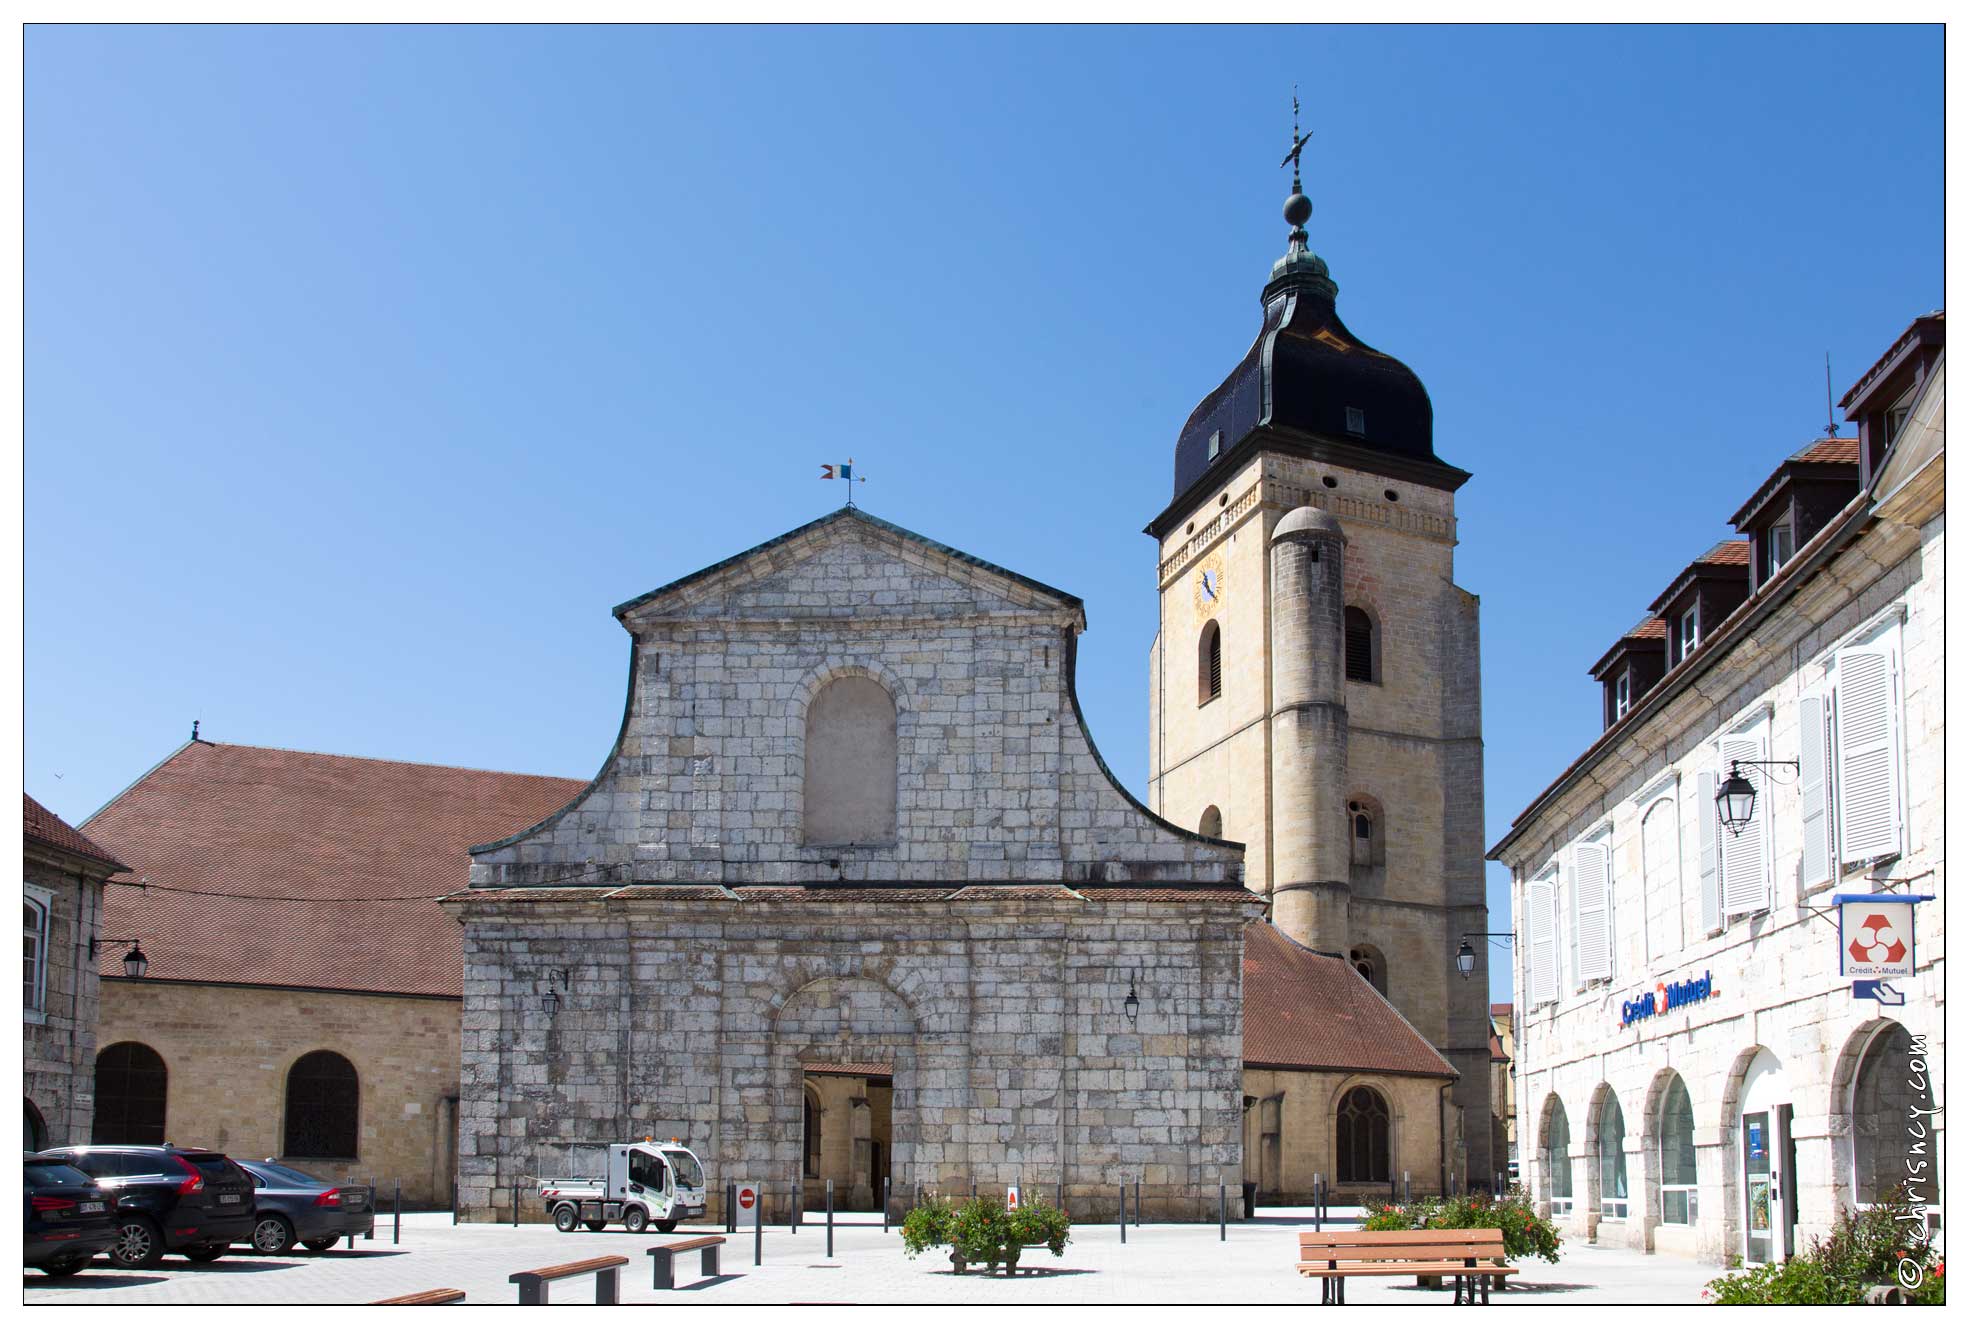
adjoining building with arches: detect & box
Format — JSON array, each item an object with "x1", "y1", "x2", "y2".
[
  {"x1": 1490, "y1": 313, "x2": 1944, "y2": 1264},
  {"x1": 25, "y1": 794, "x2": 130, "y2": 1151},
  {"x1": 74, "y1": 740, "x2": 582, "y2": 1208}
]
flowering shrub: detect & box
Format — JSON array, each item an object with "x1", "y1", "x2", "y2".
[
  {"x1": 1704, "y1": 1187, "x2": 1941, "y2": 1305},
  {"x1": 1358, "y1": 1187, "x2": 1561, "y2": 1263},
  {"x1": 900, "y1": 1193, "x2": 1070, "y2": 1274}
]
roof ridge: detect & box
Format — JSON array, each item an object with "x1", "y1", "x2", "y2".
[{"x1": 172, "y1": 740, "x2": 584, "y2": 785}]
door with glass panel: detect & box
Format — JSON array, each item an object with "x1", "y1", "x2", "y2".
[{"x1": 1743, "y1": 1111, "x2": 1772, "y2": 1263}]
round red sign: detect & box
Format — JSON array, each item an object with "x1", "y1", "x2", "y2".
[{"x1": 738, "y1": 1186, "x2": 756, "y2": 1209}]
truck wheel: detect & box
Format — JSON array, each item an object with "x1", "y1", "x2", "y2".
[
  {"x1": 654, "y1": 1218, "x2": 680, "y2": 1233},
  {"x1": 552, "y1": 1204, "x2": 580, "y2": 1233},
  {"x1": 584, "y1": 1220, "x2": 608, "y2": 1232},
  {"x1": 623, "y1": 1206, "x2": 649, "y2": 1234}
]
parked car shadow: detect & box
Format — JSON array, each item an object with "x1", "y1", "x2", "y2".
[{"x1": 25, "y1": 1271, "x2": 169, "y2": 1290}]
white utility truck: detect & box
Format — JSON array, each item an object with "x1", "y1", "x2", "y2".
[{"x1": 538, "y1": 1140, "x2": 707, "y2": 1234}]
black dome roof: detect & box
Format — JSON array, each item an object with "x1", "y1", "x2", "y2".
[{"x1": 1170, "y1": 238, "x2": 1450, "y2": 501}]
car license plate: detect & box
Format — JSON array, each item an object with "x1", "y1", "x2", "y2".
[
  {"x1": 217, "y1": 1193, "x2": 241, "y2": 1205},
  {"x1": 79, "y1": 1202, "x2": 105, "y2": 1213}
]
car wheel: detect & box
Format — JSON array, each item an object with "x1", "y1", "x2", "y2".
[
  {"x1": 654, "y1": 1218, "x2": 679, "y2": 1233},
  {"x1": 181, "y1": 1244, "x2": 227, "y2": 1264},
  {"x1": 583, "y1": 1220, "x2": 608, "y2": 1232},
  {"x1": 36, "y1": 1254, "x2": 91, "y2": 1277},
  {"x1": 252, "y1": 1214, "x2": 297, "y2": 1255},
  {"x1": 622, "y1": 1206, "x2": 649, "y2": 1234},
  {"x1": 111, "y1": 1217, "x2": 165, "y2": 1269},
  {"x1": 552, "y1": 1204, "x2": 579, "y2": 1233},
  {"x1": 301, "y1": 1236, "x2": 343, "y2": 1252}
]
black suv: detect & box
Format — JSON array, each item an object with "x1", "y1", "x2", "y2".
[
  {"x1": 45, "y1": 1146, "x2": 257, "y2": 1268},
  {"x1": 24, "y1": 1153, "x2": 118, "y2": 1275}
]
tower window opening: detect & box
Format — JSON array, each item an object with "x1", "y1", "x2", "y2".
[
  {"x1": 1322, "y1": 476, "x2": 1338, "y2": 489},
  {"x1": 1345, "y1": 407, "x2": 1366, "y2": 436},
  {"x1": 1208, "y1": 429, "x2": 1222, "y2": 460},
  {"x1": 1199, "y1": 805, "x2": 1224, "y2": 839},
  {"x1": 1344, "y1": 607, "x2": 1376, "y2": 683},
  {"x1": 1198, "y1": 621, "x2": 1223, "y2": 705},
  {"x1": 1384, "y1": 489, "x2": 1399, "y2": 503}
]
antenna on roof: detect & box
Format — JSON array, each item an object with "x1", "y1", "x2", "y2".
[{"x1": 1824, "y1": 353, "x2": 1839, "y2": 436}]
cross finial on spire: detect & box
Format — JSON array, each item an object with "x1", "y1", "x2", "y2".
[{"x1": 1281, "y1": 86, "x2": 1312, "y2": 194}]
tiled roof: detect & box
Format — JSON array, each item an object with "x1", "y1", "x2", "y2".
[
  {"x1": 1242, "y1": 922, "x2": 1457, "y2": 1078},
  {"x1": 802, "y1": 1060, "x2": 894, "y2": 1078},
  {"x1": 1489, "y1": 1030, "x2": 1508, "y2": 1062},
  {"x1": 1792, "y1": 436, "x2": 1861, "y2": 465},
  {"x1": 1623, "y1": 616, "x2": 1667, "y2": 640},
  {"x1": 1699, "y1": 538, "x2": 1751, "y2": 566},
  {"x1": 1489, "y1": 1002, "x2": 1513, "y2": 1017},
  {"x1": 25, "y1": 793, "x2": 129, "y2": 872},
  {"x1": 84, "y1": 742, "x2": 584, "y2": 997}
]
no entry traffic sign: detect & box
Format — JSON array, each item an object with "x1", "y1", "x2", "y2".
[{"x1": 737, "y1": 1183, "x2": 758, "y2": 1213}]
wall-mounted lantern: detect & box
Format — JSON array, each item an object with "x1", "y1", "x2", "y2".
[
  {"x1": 1123, "y1": 972, "x2": 1140, "y2": 1024},
  {"x1": 1715, "y1": 758, "x2": 1798, "y2": 836},
  {"x1": 1455, "y1": 933, "x2": 1514, "y2": 980},
  {"x1": 542, "y1": 968, "x2": 570, "y2": 1015},
  {"x1": 90, "y1": 936, "x2": 149, "y2": 979}
]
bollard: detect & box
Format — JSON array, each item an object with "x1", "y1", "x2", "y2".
[
  {"x1": 1403, "y1": 1171, "x2": 1411, "y2": 1206},
  {"x1": 1313, "y1": 1175, "x2": 1323, "y2": 1232},
  {"x1": 1134, "y1": 1178, "x2": 1141, "y2": 1227},
  {"x1": 1119, "y1": 1184, "x2": 1126, "y2": 1244},
  {"x1": 511, "y1": 1185, "x2": 518, "y2": 1229},
  {"x1": 393, "y1": 1181, "x2": 401, "y2": 1245},
  {"x1": 1056, "y1": 1179, "x2": 1063, "y2": 1215},
  {"x1": 792, "y1": 1182, "x2": 800, "y2": 1233},
  {"x1": 1218, "y1": 1182, "x2": 1226, "y2": 1242},
  {"x1": 825, "y1": 1179, "x2": 834, "y2": 1259},
  {"x1": 451, "y1": 1180, "x2": 457, "y2": 1227},
  {"x1": 754, "y1": 1185, "x2": 763, "y2": 1267},
  {"x1": 882, "y1": 1177, "x2": 890, "y2": 1233}
]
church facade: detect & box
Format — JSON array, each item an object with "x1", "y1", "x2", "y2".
[
  {"x1": 448, "y1": 510, "x2": 1258, "y2": 1223},
  {"x1": 1145, "y1": 180, "x2": 1496, "y2": 1193}
]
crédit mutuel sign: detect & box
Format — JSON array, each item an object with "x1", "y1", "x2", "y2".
[{"x1": 1619, "y1": 972, "x2": 1716, "y2": 1029}]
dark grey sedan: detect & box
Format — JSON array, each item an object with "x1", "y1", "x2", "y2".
[{"x1": 234, "y1": 1161, "x2": 374, "y2": 1255}]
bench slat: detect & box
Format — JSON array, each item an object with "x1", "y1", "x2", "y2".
[
  {"x1": 374, "y1": 1289, "x2": 466, "y2": 1305},
  {"x1": 1298, "y1": 1261, "x2": 1520, "y2": 1275},
  {"x1": 1299, "y1": 1247, "x2": 1509, "y2": 1262},
  {"x1": 510, "y1": 1255, "x2": 630, "y2": 1281},
  {"x1": 649, "y1": 1236, "x2": 725, "y2": 1253},
  {"x1": 1301, "y1": 1228, "x2": 1505, "y2": 1244}
]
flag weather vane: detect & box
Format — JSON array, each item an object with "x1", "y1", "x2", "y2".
[
  {"x1": 820, "y1": 458, "x2": 867, "y2": 507},
  {"x1": 1281, "y1": 87, "x2": 1312, "y2": 192}
]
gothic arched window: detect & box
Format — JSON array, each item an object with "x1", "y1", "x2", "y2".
[
  {"x1": 802, "y1": 676, "x2": 899, "y2": 844},
  {"x1": 1344, "y1": 607, "x2": 1376, "y2": 683},
  {"x1": 93, "y1": 1042, "x2": 168, "y2": 1145},
  {"x1": 1658, "y1": 1076, "x2": 1697, "y2": 1224},
  {"x1": 1199, "y1": 621, "x2": 1223, "y2": 704},
  {"x1": 1199, "y1": 805, "x2": 1224, "y2": 838},
  {"x1": 284, "y1": 1050, "x2": 360, "y2": 1159},
  {"x1": 1336, "y1": 1085, "x2": 1391, "y2": 1184}
]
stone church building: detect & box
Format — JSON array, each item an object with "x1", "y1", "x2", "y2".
[{"x1": 449, "y1": 509, "x2": 1263, "y2": 1223}]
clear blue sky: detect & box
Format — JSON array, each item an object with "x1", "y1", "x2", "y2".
[{"x1": 27, "y1": 25, "x2": 1941, "y2": 1002}]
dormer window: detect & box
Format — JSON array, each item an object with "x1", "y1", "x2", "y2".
[
  {"x1": 1886, "y1": 383, "x2": 1916, "y2": 447},
  {"x1": 1207, "y1": 429, "x2": 1222, "y2": 460},
  {"x1": 1765, "y1": 520, "x2": 1795, "y2": 580},
  {"x1": 1613, "y1": 670, "x2": 1632, "y2": 720},
  {"x1": 1345, "y1": 406, "x2": 1366, "y2": 436},
  {"x1": 1677, "y1": 607, "x2": 1698, "y2": 662}
]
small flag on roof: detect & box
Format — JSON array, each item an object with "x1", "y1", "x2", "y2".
[{"x1": 820, "y1": 462, "x2": 854, "y2": 480}]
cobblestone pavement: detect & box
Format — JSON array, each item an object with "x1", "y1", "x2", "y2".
[{"x1": 23, "y1": 1211, "x2": 1717, "y2": 1305}]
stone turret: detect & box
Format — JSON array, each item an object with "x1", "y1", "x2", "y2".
[{"x1": 1268, "y1": 505, "x2": 1350, "y2": 950}]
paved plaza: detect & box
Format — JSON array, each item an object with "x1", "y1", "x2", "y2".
[{"x1": 25, "y1": 1209, "x2": 1719, "y2": 1305}]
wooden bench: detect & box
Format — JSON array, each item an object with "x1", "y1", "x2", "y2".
[
  {"x1": 648, "y1": 1234, "x2": 726, "y2": 1289},
  {"x1": 509, "y1": 1254, "x2": 629, "y2": 1305},
  {"x1": 372, "y1": 1289, "x2": 466, "y2": 1305},
  {"x1": 1297, "y1": 1229, "x2": 1518, "y2": 1305}
]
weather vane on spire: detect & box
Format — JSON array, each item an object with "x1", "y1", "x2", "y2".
[{"x1": 1280, "y1": 86, "x2": 1313, "y2": 193}]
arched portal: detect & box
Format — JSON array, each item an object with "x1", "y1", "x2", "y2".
[
  {"x1": 1843, "y1": 1021, "x2": 1934, "y2": 1206},
  {"x1": 1539, "y1": 1094, "x2": 1574, "y2": 1217},
  {"x1": 93, "y1": 1041, "x2": 167, "y2": 1145}
]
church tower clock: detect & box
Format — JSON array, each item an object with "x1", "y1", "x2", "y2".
[{"x1": 1145, "y1": 140, "x2": 1495, "y2": 1186}]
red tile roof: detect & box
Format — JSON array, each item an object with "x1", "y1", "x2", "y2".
[
  {"x1": 1489, "y1": 1002, "x2": 1513, "y2": 1017},
  {"x1": 1699, "y1": 538, "x2": 1751, "y2": 566},
  {"x1": 801, "y1": 1060, "x2": 894, "y2": 1078},
  {"x1": 84, "y1": 742, "x2": 584, "y2": 997},
  {"x1": 1242, "y1": 923, "x2": 1457, "y2": 1078},
  {"x1": 1623, "y1": 616, "x2": 1668, "y2": 641},
  {"x1": 25, "y1": 793, "x2": 129, "y2": 872},
  {"x1": 1792, "y1": 436, "x2": 1860, "y2": 465}
]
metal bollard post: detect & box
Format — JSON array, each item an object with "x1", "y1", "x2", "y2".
[
  {"x1": 451, "y1": 1180, "x2": 457, "y2": 1227},
  {"x1": 755, "y1": 1186, "x2": 763, "y2": 1267},
  {"x1": 1403, "y1": 1171, "x2": 1411, "y2": 1206},
  {"x1": 1134, "y1": 1178, "x2": 1141, "y2": 1227},
  {"x1": 393, "y1": 1181, "x2": 401, "y2": 1245},
  {"x1": 825, "y1": 1179, "x2": 834, "y2": 1259},
  {"x1": 1119, "y1": 1184, "x2": 1126, "y2": 1243},
  {"x1": 511, "y1": 1185, "x2": 519, "y2": 1228},
  {"x1": 882, "y1": 1177, "x2": 890, "y2": 1233},
  {"x1": 1056, "y1": 1179, "x2": 1063, "y2": 1215},
  {"x1": 792, "y1": 1181, "x2": 800, "y2": 1233},
  {"x1": 1218, "y1": 1182, "x2": 1226, "y2": 1242}
]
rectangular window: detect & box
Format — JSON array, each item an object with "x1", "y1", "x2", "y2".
[
  {"x1": 1641, "y1": 793, "x2": 1681, "y2": 962},
  {"x1": 1798, "y1": 693, "x2": 1834, "y2": 889},
  {"x1": 24, "y1": 887, "x2": 51, "y2": 1015},
  {"x1": 1766, "y1": 521, "x2": 1795, "y2": 579},
  {"x1": 1678, "y1": 608, "x2": 1698, "y2": 662},
  {"x1": 1832, "y1": 624, "x2": 1904, "y2": 866},
  {"x1": 1718, "y1": 721, "x2": 1774, "y2": 918},
  {"x1": 1526, "y1": 873, "x2": 1558, "y2": 1007},
  {"x1": 1613, "y1": 671, "x2": 1632, "y2": 719},
  {"x1": 1345, "y1": 406, "x2": 1366, "y2": 436},
  {"x1": 1572, "y1": 838, "x2": 1612, "y2": 984}
]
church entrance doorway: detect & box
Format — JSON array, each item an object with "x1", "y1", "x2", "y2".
[{"x1": 800, "y1": 1063, "x2": 894, "y2": 1213}]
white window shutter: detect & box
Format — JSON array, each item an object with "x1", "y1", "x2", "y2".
[
  {"x1": 1720, "y1": 733, "x2": 1772, "y2": 916},
  {"x1": 1567, "y1": 857, "x2": 1579, "y2": 988},
  {"x1": 1698, "y1": 770, "x2": 1721, "y2": 933},
  {"x1": 1835, "y1": 645, "x2": 1902, "y2": 863},
  {"x1": 1798, "y1": 694, "x2": 1831, "y2": 887},
  {"x1": 1573, "y1": 841, "x2": 1611, "y2": 981},
  {"x1": 1527, "y1": 877, "x2": 1555, "y2": 1006}
]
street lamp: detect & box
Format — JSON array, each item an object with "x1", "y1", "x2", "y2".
[
  {"x1": 542, "y1": 968, "x2": 569, "y2": 1015},
  {"x1": 1456, "y1": 933, "x2": 1514, "y2": 980},
  {"x1": 1714, "y1": 758, "x2": 1799, "y2": 837},
  {"x1": 1123, "y1": 973, "x2": 1140, "y2": 1025},
  {"x1": 90, "y1": 937, "x2": 149, "y2": 979}
]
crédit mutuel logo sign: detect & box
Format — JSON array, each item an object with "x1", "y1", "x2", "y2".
[{"x1": 1619, "y1": 972, "x2": 1716, "y2": 1028}]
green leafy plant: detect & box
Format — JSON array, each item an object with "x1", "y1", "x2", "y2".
[
  {"x1": 1357, "y1": 1188, "x2": 1560, "y2": 1264},
  {"x1": 900, "y1": 1195, "x2": 955, "y2": 1259},
  {"x1": 898, "y1": 1193, "x2": 1071, "y2": 1274},
  {"x1": 1703, "y1": 1185, "x2": 1941, "y2": 1305}
]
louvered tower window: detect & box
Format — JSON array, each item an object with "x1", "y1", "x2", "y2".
[
  {"x1": 1344, "y1": 607, "x2": 1375, "y2": 682},
  {"x1": 1199, "y1": 621, "x2": 1222, "y2": 704}
]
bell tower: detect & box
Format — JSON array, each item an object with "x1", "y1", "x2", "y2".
[{"x1": 1145, "y1": 132, "x2": 1495, "y2": 1187}]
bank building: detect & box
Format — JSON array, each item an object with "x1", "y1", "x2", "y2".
[{"x1": 1488, "y1": 313, "x2": 1944, "y2": 1264}]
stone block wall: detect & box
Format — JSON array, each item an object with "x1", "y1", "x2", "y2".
[
  {"x1": 97, "y1": 979, "x2": 462, "y2": 1207},
  {"x1": 448, "y1": 891, "x2": 1260, "y2": 1225},
  {"x1": 25, "y1": 852, "x2": 104, "y2": 1149}
]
